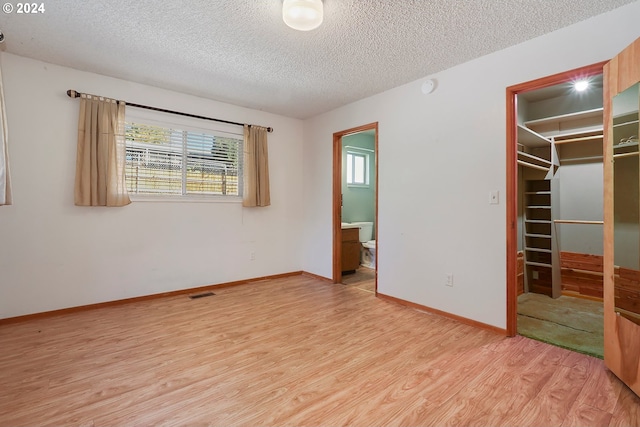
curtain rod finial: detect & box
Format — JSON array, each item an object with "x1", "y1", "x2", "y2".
[{"x1": 67, "y1": 90, "x2": 78, "y2": 98}]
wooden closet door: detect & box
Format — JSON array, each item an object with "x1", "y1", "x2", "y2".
[{"x1": 604, "y1": 36, "x2": 640, "y2": 397}]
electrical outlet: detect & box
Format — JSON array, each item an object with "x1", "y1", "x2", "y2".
[
  {"x1": 532, "y1": 270, "x2": 539, "y2": 280},
  {"x1": 250, "y1": 252, "x2": 256, "y2": 261},
  {"x1": 446, "y1": 274, "x2": 454, "y2": 287}
]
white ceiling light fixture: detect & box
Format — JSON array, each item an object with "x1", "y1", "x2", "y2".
[
  {"x1": 283, "y1": 0, "x2": 323, "y2": 31},
  {"x1": 574, "y1": 80, "x2": 589, "y2": 92}
]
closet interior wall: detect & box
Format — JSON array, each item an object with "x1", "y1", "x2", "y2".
[{"x1": 517, "y1": 78, "x2": 604, "y2": 300}]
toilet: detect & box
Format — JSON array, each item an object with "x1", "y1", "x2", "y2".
[
  {"x1": 361, "y1": 240, "x2": 376, "y2": 269},
  {"x1": 350, "y1": 221, "x2": 376, "y2": 269}
]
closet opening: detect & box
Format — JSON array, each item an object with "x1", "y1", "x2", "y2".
[{"x1": 506, "y1": 62, "x2": 606, "y2": 358}]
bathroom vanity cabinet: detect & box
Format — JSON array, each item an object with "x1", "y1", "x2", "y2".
[{"x1": 341, "y1": 227, "x2": 360, "y2": 273}]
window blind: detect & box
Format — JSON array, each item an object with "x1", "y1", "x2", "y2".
[{"x1": 125, "y1": 122, "x2": 243, "y2": 197}]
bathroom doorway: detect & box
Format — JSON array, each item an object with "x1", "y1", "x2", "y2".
[{"x1": 332, "y1": 122, "x2": 378, "y2": 294}]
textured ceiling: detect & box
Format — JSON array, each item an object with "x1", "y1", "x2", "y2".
[{"x1": 0, "y1": 0, "x2": 635, "y2": 119}]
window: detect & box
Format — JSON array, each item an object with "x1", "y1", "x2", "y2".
[
  {"x1": 124, "y1": 121, "x2": 243, "y2": 199},
  {"x1": 346, "y1": 151, "x2": 369, "y2": 186}
]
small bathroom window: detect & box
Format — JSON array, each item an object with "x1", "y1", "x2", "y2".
[{"x1": 346, "y1": 151, "x2": 369, "y2": 187}]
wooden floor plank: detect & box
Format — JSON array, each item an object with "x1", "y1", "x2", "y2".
[
  {"x1": 562, "y1": 402, "x2": 612, "y2": 427},
  {"x1": 609, "y1": 384, "x2": 640, "y2": 427},
  {"x1": 0, "y1": 275, "x2": 635, "y2": 426}
]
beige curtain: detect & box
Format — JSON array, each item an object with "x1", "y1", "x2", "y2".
[
  {"x1": 0, "y1": 60, "x2": 12, "y2": 206},
  {"x1": 243, "y1": 125, "x2": 270, "y2": 207},
  {"x1": 74, "y1": 94, "x2": 130, "y2": 207}
]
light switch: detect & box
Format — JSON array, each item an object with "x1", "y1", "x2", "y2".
[{"x1": 490, "y1": 191, "x2": 499, "y2": 205}]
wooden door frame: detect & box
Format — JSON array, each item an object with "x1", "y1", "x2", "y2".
[
  {"x1": 332, "y1": 122, "x2": 379, "y2": 293},
  {"x1": 506, "y1": 62, "x2": 606, "y2": 336}
]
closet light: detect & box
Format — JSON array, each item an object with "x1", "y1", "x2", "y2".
[
  {"x1": 574, "y1": 80, "x2": 589, "y2": 92},
  {"x1": 283, "y1": 0, "x2": 323, "y2": 31}
]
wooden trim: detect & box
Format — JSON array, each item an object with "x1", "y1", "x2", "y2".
[
  {"x1": 333, "y1": 132, "x2": 342, "y2": 284},
  {"x1": 507, "y1": 62, "x2": 607, "y2": 94},
  {"x1": 301, "y1": 270, "x2": 333, "y2": 283},
  {"x1": 377, "y1": 292, "x2": 507, "y2": 335},
  {"x1": 604, "y1": 58, "x2": 615, "y2": 341},
  {"x1": 332, "y1": 122, "x2": 379, "y2": 295},
  {"x1": 614, "y1": 38, "x2": 640, "y2": 92},
  {"x1": 0, "y1": 271, "x2": 304, "y2": 325},
  {"x1": 374, "y1": 125, "x2": 379, "y2": 296},
  {"x1": 506, "y1": 61, "x2": 606, "y2": 337},
  {"x1": 506, "y1": 85, "x2": 518, "y2": 336},
  {"x1": 562, "y1": 291, "x2": 604, "y2": 302}
]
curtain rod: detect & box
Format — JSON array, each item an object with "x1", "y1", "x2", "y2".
[{"x1": 66, "y1": 90, "x2": 273, "y2": 133}]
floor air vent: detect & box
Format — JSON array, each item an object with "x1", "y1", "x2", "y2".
[{"x1": 189, "y1": 291, "x2": 215, "y2": 299}]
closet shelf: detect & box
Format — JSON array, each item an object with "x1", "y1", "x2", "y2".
[
  {"x1": 524, "y1": 191, "x2": 551, "y2": 195},
  {"x1": 525, "y1": 219, "x2": 551, "y2": 224},
  {"x1": 524, "y1": 108, "x2": 603, "y2": 139},
  {"x1": 614, "y1": 141, "x2": 639, "y2": 150},
  {"x1": 525, "y1": 247, "x2": 552, "y2": 253},
  {"x1": 550, "y1": 126, "x2": 603, "y2": 139},
  {"x1": 526, "y1": 205, "x2": 551, "y2": 209},
  {"x1": 525, "y1": 261, "x2": 552, "y2": 268},
  {"x1": 517, "y1": 151, "x2": 552, "y2": 165},
  {"x1": 613, "y1": 111, "x2": 638, "y2": 126},
  {"x1": 517, "y1": 124, "x2": 550, "y2": 148},
  {"x1": 517, "y1": 160, "x2": 549, "y2": 172},
  {"x1": 525, "y1": 108, "x2": 603, "y2": 125},
  {"x1": 525, "y1": 233, "x2": 551, "y2": 238}
]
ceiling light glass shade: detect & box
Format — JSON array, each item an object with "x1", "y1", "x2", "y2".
[{"x1": 283, "y1": 0, "x2": 323, "y2": 31}]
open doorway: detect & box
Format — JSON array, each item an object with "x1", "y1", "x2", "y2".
[
  {"x1": 507, "y1": 63, "x2": 606, "y2": 357},
  {"x1": 332, "y1": 123, "x2": 378, "y2": 294}
]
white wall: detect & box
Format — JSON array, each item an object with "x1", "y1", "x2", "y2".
[
  {"x1": 301, "y1": 2, "x2": 640, "y2": 329},
  {"x1": 556, "y1": 144, "x2": 604, "y2": 256},
  {"x1": 0, "y1": 53, "x2": 304, "y2": 319}
]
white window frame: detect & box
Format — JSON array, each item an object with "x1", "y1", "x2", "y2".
[
  {"x1": 124, "y1": 109, "x2": 244, "y2": 203},
  {"x1": 346, "y1": 150, "x2": 370, "y2": 188}
]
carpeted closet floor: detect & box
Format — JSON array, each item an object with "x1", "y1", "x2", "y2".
[{"x1": 517, "y1": 292, "x2": 603, "y2": 359}]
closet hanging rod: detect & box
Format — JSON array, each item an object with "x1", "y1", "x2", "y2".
[
  {"x1": 554, "y1": 134, "x2": 603, "y2": 145},
  {"x1": 614, "y1": 151, "x2": 639, "y2": 159},
  {"x1": 560, "y1": 155, "x2": 604, "y2": 163},
  {"x1": 613, "y1": 119, "x2": 639, "y2": 128},
  {"x1": 553, "y1": 220, "x2": 603, "y2": 225},
  {"x1": 66, "y1": 90, "x2": 273, "y2": 133}
]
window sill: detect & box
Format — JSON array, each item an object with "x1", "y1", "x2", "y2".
[
  {"x1": 129, "y1": 194, "x2": 243, "y2": 203},
  {"x1": 346, "y1": 184, "x2": 370, "y2": 189}
]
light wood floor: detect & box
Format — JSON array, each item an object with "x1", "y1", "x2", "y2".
[{"x1": 1, "y1": 275, "x2": 638, "y2": 426}]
